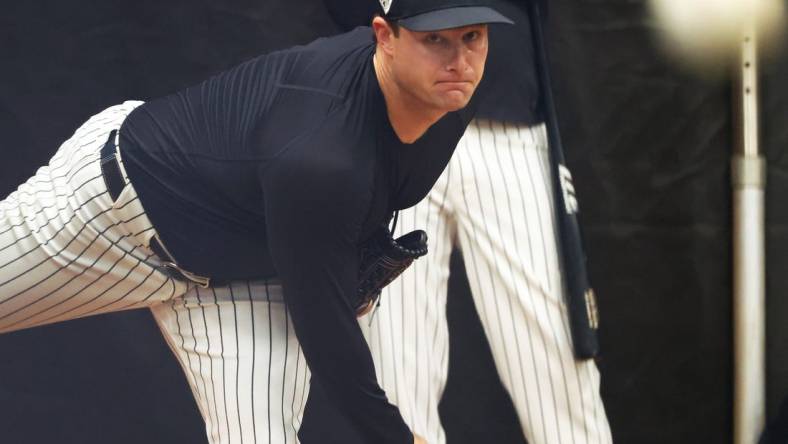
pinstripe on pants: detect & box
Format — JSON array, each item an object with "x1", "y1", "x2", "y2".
[
  {"x1": 0, "y1": 103, "x2": 309, "y2": 444},
  {"x1": 152, "y1": 281, "x2": 310, "y2": 444},
  {"x1": 0, "y1": 101, "x2": 186, "y2": 333},
  {"x1": 360, "y1": 119, "x2": 613, "y2": 444}
]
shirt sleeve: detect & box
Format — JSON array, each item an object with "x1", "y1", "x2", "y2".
[{"x1": 260, "y1": 154, "x2": 413, "y2": 444}]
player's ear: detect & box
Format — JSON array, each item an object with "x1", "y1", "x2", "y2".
[{"x1": 372, "y1": 16, "x2": 396, "y2": 56}]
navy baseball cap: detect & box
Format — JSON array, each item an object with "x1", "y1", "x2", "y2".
[{"x1": 379, "y1": 0, "x2": 514, "y2": 31}]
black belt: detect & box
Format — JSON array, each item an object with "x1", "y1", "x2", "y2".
[{"x1": 99, "y1": 130, "x2": 211, "y2": 287}]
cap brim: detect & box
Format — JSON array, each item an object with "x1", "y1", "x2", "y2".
[{"x1": 398, "y1": 6, "x2": 514, "y2": 31}]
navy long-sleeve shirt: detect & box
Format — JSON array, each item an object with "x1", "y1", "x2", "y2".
[{"x1": 119, "y1": 27, "x2": 475, "y2": 443}]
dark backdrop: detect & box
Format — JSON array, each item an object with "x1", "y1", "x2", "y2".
[{"x1": 1, "y1": 1, "x2": 786, "y2": 443}]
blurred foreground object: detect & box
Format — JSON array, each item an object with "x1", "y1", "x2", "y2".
[
  {"x1": 652, "y1": 1, "x2": 771, "y2": 442},
  {"x1": 650, "y1": 0, "x2": 784, "y2": 70}
]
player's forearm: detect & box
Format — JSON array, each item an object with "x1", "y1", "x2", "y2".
[
  {"x1": 314, "y1": 370, "x2": 413, "y2": 444},
  {"x1": 308, "y1": 338, "x2": 412, "y2": 443},
  {"x1": 281, "y1": 274, "x2": 413, "y2": 444},
  {"x1": 262, "y1": 170, "x2": 413, "y2": 443}
]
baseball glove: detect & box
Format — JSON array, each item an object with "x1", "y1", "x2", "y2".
[{"x1": 355, "y1": 226, "x2": 428, "y2": 317}]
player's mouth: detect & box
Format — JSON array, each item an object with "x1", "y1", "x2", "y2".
[
  {"x1": 434, "y1": 80, "x2": 474, "y2": 91},
  {"x1": 435, "y1": 80, "x2": 473, "y2": 86}
]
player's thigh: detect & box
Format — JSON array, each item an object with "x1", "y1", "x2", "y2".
[
  {"x1": 0, "y1": 102, "x2": 183, "y2": 334},
  {"x1": 451, "y1": 120, "x2": 559, "y2": 288},
  {"x1": 151, "y1": 280, "x2": 310, "y2": 444},
  {"x1": 454, "y1": 121, "x2": 611, "y2": 443}
]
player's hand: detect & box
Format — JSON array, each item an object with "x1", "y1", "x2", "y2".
[{"x1": 413, "y1": 434, "x2": 428, "y2": 444}]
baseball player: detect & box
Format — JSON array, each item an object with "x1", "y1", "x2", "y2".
[
  {"x1": 326, "y1": 1, "x2": 613, "y2": 443},
  {"x1": 0, "y1": 1, "x2": 514, "y2": 443}
]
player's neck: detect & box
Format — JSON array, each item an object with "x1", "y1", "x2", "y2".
[{"x1": 373, "y1": 52, "x2": 445, "y2": 144}]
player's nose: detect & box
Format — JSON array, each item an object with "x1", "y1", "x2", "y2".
[{"x1": 444, "y1": 44, "x2": 471, "y2": 74}]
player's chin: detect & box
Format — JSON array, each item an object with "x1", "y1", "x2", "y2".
[{"x1": 435, "y1": 91, "x2": 473, "y2": 112}]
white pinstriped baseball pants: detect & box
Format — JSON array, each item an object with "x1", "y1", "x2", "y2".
[
  {"x1": 151, "y1": 282, "x2": 310, "y2": 444},
  {"x1": 0, "y1": 102, "x2": 309, "y2": 444},
  {"x1": 360, "y1": 120, "x2": 613, "y2": 444}
]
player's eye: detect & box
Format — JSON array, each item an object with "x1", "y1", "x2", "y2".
[
  {"x1": 463, "y1": 31, "x2": 480, "y2": 43},
  {"x1": 425, "y1": 33, "x2": 443, "y2": 44}
]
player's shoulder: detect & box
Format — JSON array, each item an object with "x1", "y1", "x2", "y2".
[
  {"x1": 293, "y1": 26, "x2": 374, "y2": 56},
  {"x1": 275, "y1": 27, "x2": 375, "y2": 100}
]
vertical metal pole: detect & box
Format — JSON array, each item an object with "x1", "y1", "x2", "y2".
[{"x1": 732, "y1": 16, "x2": 766, "y2": 444}]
